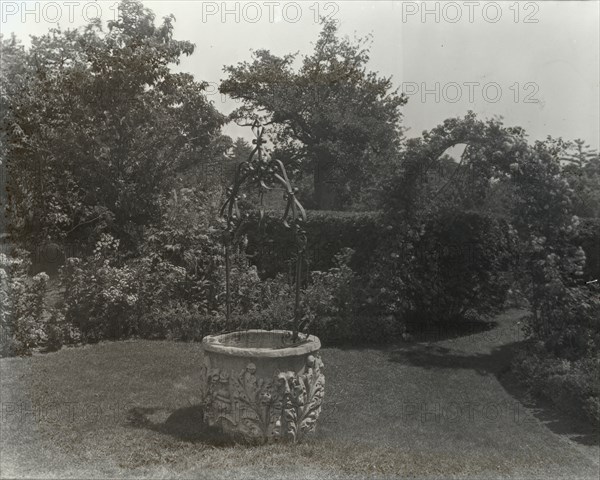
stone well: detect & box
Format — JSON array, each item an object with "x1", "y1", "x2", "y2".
[{"x1": 200, "y1": 330, "x2": 325, "y2": 442}]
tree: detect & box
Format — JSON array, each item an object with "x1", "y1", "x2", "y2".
[
  {"x1": 177, "y1": 134, "x2": 235, "y2": 191},
  {"x1": 2, "y1": 0, "x2": 225, "y2": 250},
  {"x1": 0, "y1": 34, "x2": 27, "y2": 237},
  {"x1": 226, "y1": 137, "x2": 253, "y2": 187},
  {"x1": 220, "y1": 20, "x2": 406, "y2": 210},
  {"x1": 230, "y1": 137, "x2": 253, "y2": 164},
  {"x1": 561, "y1": 139, "x2": 600, "y2": 218}
]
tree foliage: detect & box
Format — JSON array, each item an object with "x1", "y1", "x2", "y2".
[
  {"x1": 380, "y1": 112, "x2": 585, "y2": 324},
  {"x1": 1, "y1": 0, "x2": 224, "y2": 250},
  {"x1": 220, "y1": 20, "x2": 406, "y2": 210},
  {"x1": 561, "y1": 139, "x2": 600, "y2": 218}
]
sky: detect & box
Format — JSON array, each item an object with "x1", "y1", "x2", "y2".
[{"x1": 2, "y1": 0, "x2": 599, "y2": 149}]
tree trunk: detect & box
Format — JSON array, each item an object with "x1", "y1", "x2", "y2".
[{"x1": 313, "y1": 159, "x2": 338, "y2": 210}]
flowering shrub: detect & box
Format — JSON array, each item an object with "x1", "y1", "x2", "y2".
[
  {"x1": 1, "y1": 253, "x2": 27, "y2": 356},
  {"x1": 15, "y1": 272, "x2": 50, "y2": 350},
  {"x1": 143, "y1": 300, "x2": 216, "y2": 341},
  {"x1": 59, "y1": 234, "x2": 356, "y2": 343},
  {"x1": 61, "y1": 232, "x2": 207, "y2": 341},
  {"x1": 62, "y1": 255, "x2": 140, "y2": 342},
  {"x1": 58, "y1": 188, "x2": 274, "y2": 341},
  {"x1": 522, "y1": 251, "x2": 599, "y2": 359},
  {"x1": 238, "y1": 248, "x2": 395, "y2": 344},
  {"x1": 1, "y1": 252, "x2": 56, "y2": 355},
  {"x1": 513, "y1": 346, "x2": 599, "y2": 426},
  {"x1": 302, "y1": 248, "x2": 360, "y2": 341},
  {"x1": 240, "y1": 274, "x2": 294, "y2": 331}
]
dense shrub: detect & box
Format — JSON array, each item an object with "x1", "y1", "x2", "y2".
[
  {"x1": 0, "y1": 251, "x2": 70, "y2": 355},
  {"x1": 244, "y1": 210, "x2": 383, "y2": 278},
  {"x1": 247, "y1": 205, "x2": 517, "y2": 330},
  {"x1": 59, "y1": 187, "x2": 232, "y2": 341},
  {"x1": 237, "y1": 247, "x2": 397, "y2": 344},
  {"x1": 513, "y1": 346, "x2": 599, "y2": 426},
  {"x1": 62, "y1": 247, "x2": 143, "y2": 342},
  {"x1": 305, "y1": 248, "x2": 401, "y2": 344},
  {"x1": 576, "y1": 217, "x2": 600, "y2": 281},
  {"x1": 241, "y1": 248, "x2": 356, "y2": 338},
  {"x1": 13, "y1": 272, "x2": 50, "y2": 351},
  {"x1": 521, "y1": 252, "x2": 599, "y2": 361},
  {"x1": 142, "y1": 300, "x2": 217, "y2": 342},
  {"x1": 56, "y1": 188, "x2": 368, "y2": 344},
  {"x1": 1, "y1": 252, "x2": 29, "y2": 356},
  {"x1": 57, "y1": 234, "x2": 366, "y2": 345},
  {"x1": 60, "y1": 246, "x2": 233, "y2": 343},
  {"x1": 516, "y1": 277, "x2": 599, "y2": 425},
  {"x1": 370, "y1": 210, "x2": 515, "y2": 325}
]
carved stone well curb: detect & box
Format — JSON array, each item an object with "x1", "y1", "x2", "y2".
[{"x1": 200, "y1": 330, "x2": 325, "y2": 443}]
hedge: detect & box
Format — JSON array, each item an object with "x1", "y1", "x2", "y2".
[
  {"x1": 243, "y1": 210, "x2": 599, "y2": 289},
  {"x1": 243, "y1": 210, "x2": 384, "y2": 278}
]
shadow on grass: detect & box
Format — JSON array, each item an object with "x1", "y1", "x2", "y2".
[
  {"x1": 323, "y1": 318, "x2": 500, "y2": 351},
  {"x1": 388, "y1": 340, "x2": 521, "y2": 375},
  {"x1": 406, "y1": 319, "x2": 499, "y2": 343},
  {"x1": 389, "y1": 339, "x2": 599, "y2": 446},
  {"x1": 126, "y1": 405, "x2": 238, "y2": 447},
  {"x1": 498, "y1": 370, "x2": 600, "y2": 447}
]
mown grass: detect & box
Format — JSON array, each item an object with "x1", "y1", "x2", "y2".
[{"x1": 1, "y1": 310, "x2": 598, "y2": 479}]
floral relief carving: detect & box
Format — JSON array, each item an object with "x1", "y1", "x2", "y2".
[{"x1": 201, "y1": 355, "x2": 325, "y2": 442}]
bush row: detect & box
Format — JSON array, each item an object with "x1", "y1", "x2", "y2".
[
  {"x1": 5, "y1": 188, "x2": 597, "y2": 363},
  {"x1": 1, "y1": 245, "x2": 387, "y2": 354},
  {"x1": 245, "y1": 210, "x2": 599, "y2": 289},
  {"x1": 243, "y1": 210, "x2": 383, "y2": 278},
  {"x1": 1, "y1": 188, "x2": 396, "y2": 354},
  {"x1": 1, "y1": 202, "x2": 525, "y2": 355}
]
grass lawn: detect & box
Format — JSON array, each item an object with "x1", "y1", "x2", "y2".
[{"x1": 1, "y1": 309, "x2": 598, "y2": 479}]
